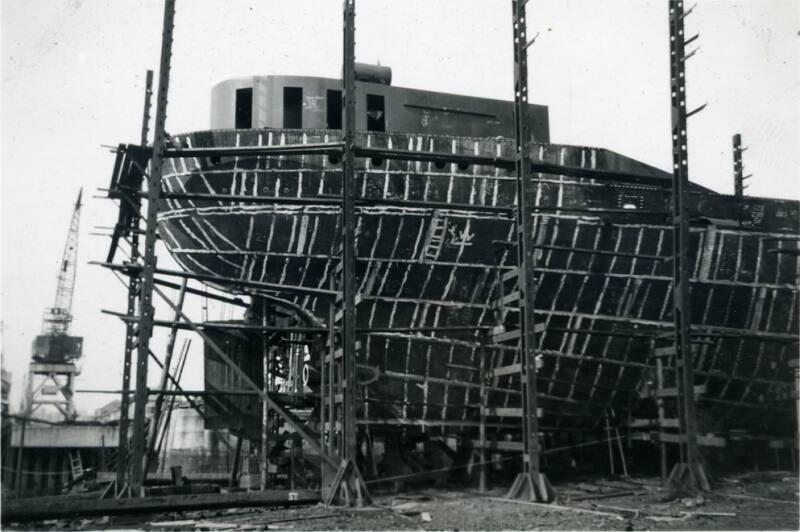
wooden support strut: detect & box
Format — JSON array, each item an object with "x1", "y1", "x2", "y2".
[
  {"x1": 506, "y1": 0, "x2": 553, "y2": 503},
  {"x1": 142, "y1": 279, "x2": 187, "y2": 482},
  {"x1": 149, "y1": 283, "x2": 338, "y2": 471}
]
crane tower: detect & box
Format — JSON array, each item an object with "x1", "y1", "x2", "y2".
[{"x1": 23, "y1": 190, "x2": 84, "y2": 420}]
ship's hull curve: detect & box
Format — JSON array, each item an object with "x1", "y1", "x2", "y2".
[{"x1": 159, "y1": 128, "x2": 799, "y2": 437}]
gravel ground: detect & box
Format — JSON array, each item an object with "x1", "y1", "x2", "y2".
[{"x1": 6, "y1": 472, "x2": 798, "y2": 531}]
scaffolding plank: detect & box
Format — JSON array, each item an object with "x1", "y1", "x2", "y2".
[
  {"x1": 491, "y1": 363, "x2": 522, "y2": 377},
  {"x1": 482, "y1": 407, "x2": 543, "y2": 417},
  {"x1": 470, "y1": 439, "x2": 525, "y2": 452},
  {"x1": 639, "y1": 385, "x2": 706, "y2": 399}
]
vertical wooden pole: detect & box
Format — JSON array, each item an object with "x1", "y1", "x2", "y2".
[
  {"x1": 319, "y1": 0, "x2": 370, "y2": 506},
  {"x1": 479, "y1": 339, "x2": 487, "y2": 493},
  {"x1": 328, "y1": 295, "x2": 336, "y2": 458},
  {"x1": 667, "y1": 0, "x2": 709, "y2": 492},
  {"x1": 341, "y1": 0, "x2": 358, "y2": 469},
  {"x1": 732, "y1": 134, "x2": 744, "y2": 197},
  {"x1": 130, "y1": 0, "x2": 176, "y2": 496},
  {"x1": 656, "y1": 357, "x2": 668, "y2": 484},
  {"x1": 261, "y1": 300, "x2": 270, "y2": 490},
  {"x1": 605, "y1": 411, "x2": 615, "y2": 475},
  {"x1": 229, "y1": 436, "x2": 243, "y2": 488},
  {"x1": 507, "y1": 0, "x2": 552, "y2": 503},
  {"x1": 14, "y1": 418, "x2": 26, "y2": 496},
  {"x1": 117, "y1": 69, "x2": 153, "y2": 490}
]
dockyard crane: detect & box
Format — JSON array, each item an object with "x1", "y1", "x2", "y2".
[
  {"x1": 40, "y1": 188, "x2": 83, "y2": 339},
  {"x1": 24, "y1": 189, "x2": 84, "y2": 420}
]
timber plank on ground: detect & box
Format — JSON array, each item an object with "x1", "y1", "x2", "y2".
[{"x1": 1, "y1": 489, "x2": 319, "y2": 524}]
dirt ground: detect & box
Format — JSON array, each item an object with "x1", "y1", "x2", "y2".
[{"x1": 6, "y1": 472, "x2": 799, "y2": 531}]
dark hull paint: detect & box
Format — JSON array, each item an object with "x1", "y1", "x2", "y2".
[{"x1": 160, "y1": 128, "x2": 799, "y2": 439}]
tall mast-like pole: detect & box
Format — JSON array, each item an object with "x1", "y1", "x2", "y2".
[
  {"x1": 667, "y1": 0, "x2": 710, "y2": 493},
  {"x1": 115, "y1": 69, "x2": 154, "y2": 492},
  {"x1": 506, "y1": 0, "x2": 552, "y2": 503},
  {"x1": 732, "y1": 134, "x2": 750, "y2": 197},
  {"x1": 129, "y1": 0, "x2": 176, "y2": 496}
]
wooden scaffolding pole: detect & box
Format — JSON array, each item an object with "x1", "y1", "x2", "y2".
[
  {"x1": 115, "y1": 68, "x2": 153, "y2": 493},
  {"x1": 506, "y1": 0, "x2": 553, "y2": 503},
  {"x1": 322, "y1": 0, "x2": 370, "y2": 507},
  {"x1": 129, "y1": 0, "x2": 176, "y2": 496},
  {"x1": 666, "y1": 0, "x2": 710, "y2": 493}
]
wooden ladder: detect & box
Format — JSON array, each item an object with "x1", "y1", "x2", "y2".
[{"x1": 69, "y1": 450, "x2": 84, "y2": 481}]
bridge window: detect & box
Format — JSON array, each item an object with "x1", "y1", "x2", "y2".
[
  {"x1": 235, "y1": 88, "x2": 253, "y2": 129},
  {"x1": 367, "y1": 94, "x2": 385, "y2": 132},
  {"x1": 327, "y1": 90, "x2": 342, "y2": 129},
  {"x1": 283, "y1": 87, "x2": 303, "y2": 128}
]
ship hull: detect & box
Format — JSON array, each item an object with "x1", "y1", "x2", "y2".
[{"x1": 160, "y1": 128, "x2": 799, "y2": 439}]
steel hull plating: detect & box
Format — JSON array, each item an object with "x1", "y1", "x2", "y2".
[{"x1": 159, "y1": 128, "x2": 799, "y2": 438}]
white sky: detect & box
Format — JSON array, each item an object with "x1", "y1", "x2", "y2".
[{"x1": 2, "y1": 0, "x2": 798, "y2": 415}]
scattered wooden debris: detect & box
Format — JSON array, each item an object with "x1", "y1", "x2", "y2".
[
  {"x1": 680, "y1": 495, "x2": 706, "y2": 508},
  {"x1": 486, "y1": 497, "x2": 625, "y2": 521},
  {"x1": 718, "y1": 492, "x2": 798, "y2": 505},
  {"x1": 647, "y1": 514, "x2": 690, "y2": 523},
  {"x1": 570, "y1": 490, "x2": 641, "y2": 502},
  {"x1": 391, "y1": 501, "x2": 422, "y2": 516},
  {"x1": 576, "y1": 482, "x2": 603, "y2": 493},
  {"x1": 262, "y1": 513, "x2": 339, "y2": 527},
  {"x1": 588, "y1": 502, "x2": 738, "y2": 521},
  {"x1": 147, "y1": 518, "x2": 197, "y2": 530},
  {"x1": 683, "y1": 511, "x2": 737, "y2": 518}
]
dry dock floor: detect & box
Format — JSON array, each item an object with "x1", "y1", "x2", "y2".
[{"x1": 5, "y1": 471, "x2": 799, "y2": 531}]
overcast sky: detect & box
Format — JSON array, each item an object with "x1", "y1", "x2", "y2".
[{"x1": 2, "y1": 0, "x2": 798, "y2": 415}]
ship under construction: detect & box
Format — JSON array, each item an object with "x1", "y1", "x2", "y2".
[{"x1": 88, "y1": 0, "x2": 799, "y2": 508}]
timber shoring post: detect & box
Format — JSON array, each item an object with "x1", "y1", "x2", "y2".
[
  {"x1": 143, "y1": 278, "x2": 187, "y2": 481},
  {"x1": 230, "y1": 435, "x2": 243, "y2": 488},
  {"x1": 479, "y1": 336, "x2": 487, "y2": 493},
  {"x1": 655, "y1": 356, "x2": 668, "y2": 484},
  {"x1": 506, "y1": 0, "x2": 553, "y2": 503},
  {"x1": 116, "y1": 68, "x2": 153, "y2": 492},
  {"x1": 666, "y1": 0, "x2": 710, "y2": 493},
  {"x1": 261, "y1": 299, "x2": 270, "y2": 491},
  {"x1": 14, "y1": 417, "x2": 26, "y2": 496},
  {"x1": 605, "y1": 411, "x2": 615, "y2": 476},
  {"x1": 152, "y1": 339, "x2": 193, "y2": 468},
  {"x1": 129, "y1": 0, "x2": 176, "y2": 496},
  {"x1": 328, "y1": 281, "x2": 336, "y2": 460},
  {"x1": 148, "y1": 282, "x2": 338, "y2": 470}
]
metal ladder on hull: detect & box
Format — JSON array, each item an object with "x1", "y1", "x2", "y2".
[{"x1": 69, "y1": 450, "x2": 84, "y2": 481}]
